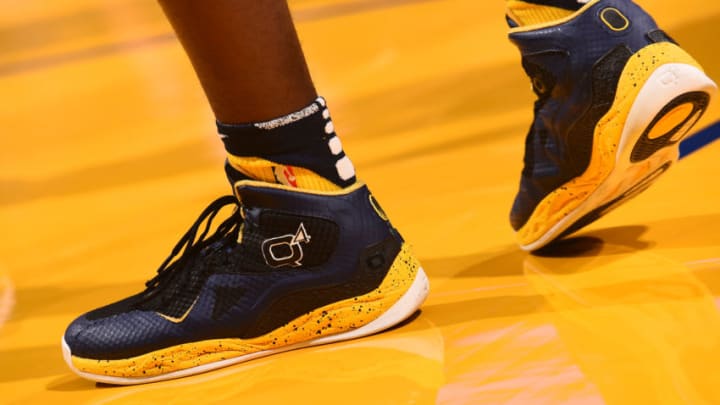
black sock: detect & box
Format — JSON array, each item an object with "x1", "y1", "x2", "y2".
[{"x1": 217, "y1": 97, "x2": 357, "y2": 191}]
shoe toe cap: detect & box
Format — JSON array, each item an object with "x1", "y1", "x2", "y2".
[
  {"x1": 64, "y1": 314, "x2": 90, "y2": 346},
  {"x1": 64, "y1": 309, "x2": 176, "y2": 360},
  {"x1": 63, "y1": 313, "x2": 126, "y2": 359}
]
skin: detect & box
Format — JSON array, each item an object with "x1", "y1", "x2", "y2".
[{"x1": 157, "y1": 0, "x2": 318, "y2": 123}]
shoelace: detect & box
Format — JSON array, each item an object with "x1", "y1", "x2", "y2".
[{"x1": 144, "y1": 195, "x2": 242, "y2": 292}]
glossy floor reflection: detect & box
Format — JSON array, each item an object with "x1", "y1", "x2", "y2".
[
  {"x1": 526, "y1": 238, "x2": 720, "y2": 404},
  {"x1": 2, "y1": 0, "x2": 720, "y2": 404}
]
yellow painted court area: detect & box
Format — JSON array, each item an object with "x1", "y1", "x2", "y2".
[{"x1": 1, "y1": 0, "x2": 720, "y2": 403}]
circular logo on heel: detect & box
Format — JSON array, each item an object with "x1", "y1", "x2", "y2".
[{"x1": 600, "y1": 8, "x2": 630, "y2": 32}]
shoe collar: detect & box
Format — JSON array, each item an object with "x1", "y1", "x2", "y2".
[
  {"x1": 232, "y1": 179, "x2": 366, "y2": 203},
  {"x1": 508, "y1": 0, "x2": 601, "y2": 34}
]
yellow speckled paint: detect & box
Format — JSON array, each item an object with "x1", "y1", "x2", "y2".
[
  {"x1": 70, "y1": 243, "x2": 420, "y2": 378},
  {"x1": 516, "y1": 42, "x2": 703, "y2": 247}
]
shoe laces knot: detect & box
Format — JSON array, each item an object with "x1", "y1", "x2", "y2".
[{"x1": 144, "y1": 195, "x2": 242, "y2": 292}]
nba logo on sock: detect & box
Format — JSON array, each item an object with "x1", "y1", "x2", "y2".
[
  {"x1": 261, "y1": 223, "x2": 311, "y2": 267},
  {"x1": 272, "y1": 165, "x2": 298, "y2": 188}
]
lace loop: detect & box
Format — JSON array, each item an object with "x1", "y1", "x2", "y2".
[{"x1": 145, "y1": 195, "x2": 241, "y2": 291}]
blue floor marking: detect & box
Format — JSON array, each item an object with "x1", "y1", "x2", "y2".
[{"x1": 680, "y1": 120, "x2": 720, "y2": 159}]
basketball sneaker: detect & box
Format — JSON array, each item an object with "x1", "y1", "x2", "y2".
[
  {"x1": 62, "y1": 181, "x2": 429, "y2": 384},
  {"x1": 507, "y1": 0, "x2": 717, "y2": 251}
]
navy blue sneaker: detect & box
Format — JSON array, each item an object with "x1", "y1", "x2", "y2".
[
  {"x1": 507, "y1": 0, "x2": 716, "y2": 250},
  {"x1": 62, "y1": 181, "x2": 429, "y2": 384}
]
